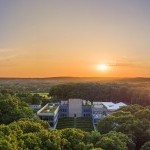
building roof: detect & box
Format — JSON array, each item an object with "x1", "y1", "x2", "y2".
[
  {"x1": 93, "y1": 102, "x2": 126, "y2": 111},
  {"x1": 101, "y1": 102, "x2": 126, "y2": 110},
  {"x1": 37, "y1": 103, "x2": 59, "y2": 116}
]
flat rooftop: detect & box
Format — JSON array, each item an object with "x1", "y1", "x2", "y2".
[
  {"x1": 40, "y1": 103, "x2": 59, "y2": 113},
  {"x1": 93, "y1": 102, "x2": 126, "y2": 110}
]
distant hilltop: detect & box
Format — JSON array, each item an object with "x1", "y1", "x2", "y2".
[{"x1": 0, "y1": 77, "x2": 150, "y2": 83}]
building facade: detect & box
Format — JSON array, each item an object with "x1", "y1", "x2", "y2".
[
  {"x1": 37, "y1": 103, "x2": 59, "y2": 129},
  {"x1": 37, "y1": 99, "x2": 126, "y2": 129}
]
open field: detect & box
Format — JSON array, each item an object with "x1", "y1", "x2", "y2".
[
  {"x1": 30, "y1": 92, "x2": 49, "y2": 98},
  {"x1": 56, "y1": 117, "x2": 74, "y2": 129},
  {"x1": 76, "y1": 117, "x2": 94, "y2": 132},
  {"x1": 56, "y1": 117, "x2": 94, "y2": 132}
]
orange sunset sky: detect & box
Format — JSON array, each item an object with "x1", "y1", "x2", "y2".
[{"x1": 0, "y1": 0, "x2": 150, "y2": 78}]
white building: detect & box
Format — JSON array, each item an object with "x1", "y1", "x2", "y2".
[
  {"x1": 69, "y1": 99, "x2": 82, "y2": 117},
  {"x1": 92, "y1": 102, "x2": 127, "y2": 126},
  {"x1": 37, "y1": 103, "x2": 59, "y2": 129},
  {"x1": 37, "y1": 99, "x2": 127, "y2": 130}
]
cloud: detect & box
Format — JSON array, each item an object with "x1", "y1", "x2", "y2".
[
  {"x1": 108, "y1": 62, "x2": 133, "y2": 67},
  {"x1": 0, "y1": 48, "x2": 14, "y2": 52},
  {"x1": 0, "y1": 54, "x2": 19, "y2": 61},
  {"x1": 0, "y1": 48, "x2": 25, "y2": 61},
  {"x1": 107, "y1": 57, "x2": 149, "y2": 68}
]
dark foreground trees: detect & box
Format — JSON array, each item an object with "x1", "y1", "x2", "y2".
[
  {"x1": 0, "y1": 103, "x2": 149, "y2": 150},
  {"x1": 0, "y1": 88, "x2": 150, "y2": 149},
  {"x1": 0, "y1": 94, "x2": 34, "y2": 124},
  {"x1": 0, "y1": 119, "x2": 134, "y2": 150},
  {"x1": 97, "y1": 105, "x2": 150, "y2": 150},
  {"x1": 141, "y1": 141, "x2": 150, "y2": 150}
]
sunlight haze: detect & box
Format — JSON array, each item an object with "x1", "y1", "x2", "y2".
[{"x1": 0, "y1": 0, "x2": 150, "y2": 77}]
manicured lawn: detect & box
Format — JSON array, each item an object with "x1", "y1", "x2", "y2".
[
  {"x1": 56, "y1": 117, "x2": 94, "y2": 132},
  {"x1": 76, "y1": 117, "x2": 94, "y2": 132},
  {"x1": 56, "y1": 117, "x2": 74, "y2": 129},
  {"x1": 31, "y1": 92, "x2": 49, "y2": 98}
]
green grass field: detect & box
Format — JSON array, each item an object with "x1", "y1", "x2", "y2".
[
  {"x1": 56, "y1": 117, "x2": 94, "y2": 132},
  {"x1": 31, "y1": 92, "x2": 49, "y2": 98},
  {"x1": 56, "y1": 117, "x2": 74, "y2": 129},
  {"x1": 76, "y1": 117, "x2": 94, "y2": 132}
]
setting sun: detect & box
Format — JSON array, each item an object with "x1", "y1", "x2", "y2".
[
  {"x1": 0, "y1": 1, "x2": 150, "y2": 78},
  {"x1": 97, "y1": 64, "x2": 110, "y2": 71}
]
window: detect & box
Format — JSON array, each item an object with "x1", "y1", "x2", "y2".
[{"x1": 62, "y1": 109, "x2": 67, "y2": 112}]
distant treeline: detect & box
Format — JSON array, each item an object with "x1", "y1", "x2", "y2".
[
  {"x1": 0, "y1": 84, "x2": 150, "y2": 149},
  {"x1": 0, "y1": 77, "x2": 150, "y2": 93},
  {"x1": 49, "y1": 83, "x2": 150, "y2": 105}
]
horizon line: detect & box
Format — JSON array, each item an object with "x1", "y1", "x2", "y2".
[{"x1": 0, "y1": 76, "x2": 149, "y2": 79}]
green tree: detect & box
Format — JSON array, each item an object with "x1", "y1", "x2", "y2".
[
  {"x1": 0, "y1": 139, "x2": 14, "y2": 150},
  {"x1": 95, "y1": 131, "x2": 134, "y2": 150},
  {"x1": 135, "y1": 109, "x2": 150, "y2": 120},
  {"x1": 97, "y1": 115, "x2": 116, "y2": 134},
  {"x1": 141, "y1": 141, "x2": 150, "y2": 150},
  {"x1": 20, "y1": 133, "x2": 42, "y2": 150},
  {"x1": 0, "y1": 95, "x2": 33, "y2": 124},
  {"x1": 1, "y1": 89, "x2": 15, "y2": 96},
  {"x1": 16, "y1": 93, "x2": 32, "y2": 104},
  {"x1": 38, "y1": 130, "x2": 62, "y2": 150},
  {"x1": 61, "y1": 128, "x2": 87, "y2": 150},
  {"x1": 85, "y1": 131, "x2": 101, "y2": 146},
  {"x1": 32, "y1": 94, "x2": 42, "y2": 105}
]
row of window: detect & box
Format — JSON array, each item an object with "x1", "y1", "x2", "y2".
[
  {"x1": 60, "y1": 109, "x2": 67, "y2": 112},
  {"x1": 83, "y1": 109, "x2": 91, "y2": 112},
  {"x1": 83, "y1": 114, "x2": 91, "y2": 117},
  {"x1": 60, "y1": 114, "x2": 67, "y2": 117}
]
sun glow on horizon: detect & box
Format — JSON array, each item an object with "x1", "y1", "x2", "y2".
[
  {"x1": 97, "y1": 64, "x2": 110, "y2": 72},
  {"x1": 0, "y1": 1, "x2": 150, "y2": 78}
]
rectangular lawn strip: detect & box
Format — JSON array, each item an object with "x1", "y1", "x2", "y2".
[
  {"x1": 56, "y1": 117, "x2": 94, "y2": 131},
  {"x1": 56, "y1": 117, "x2": 74, "y2": 129},
  {"x1": 76, "y1": 117, "x2": 94, "y2": 131}
]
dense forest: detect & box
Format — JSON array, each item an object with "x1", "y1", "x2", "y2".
[
  {"x1": 49, "y1": 83, "x2": 150, "y2": 106},
  {"x1": 0, "y1": 79, "x2": 150, "y2": 150},
  {"x1": 1, "y1": 77, "x2": 150, "y2": 106},
  {"x1": 97, "y1": 104, "x2": 150, "y2": 150},
  {"x1": 0, "y1": 89, "x2": 150, "y2": 149},
  {"x1": 0, "y1": 77, "x2": 150, "y2": 93}
]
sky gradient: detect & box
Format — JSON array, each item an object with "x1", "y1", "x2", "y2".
[{"x1": 0, "y1": 0, "x2": 150, "y2": 77}]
